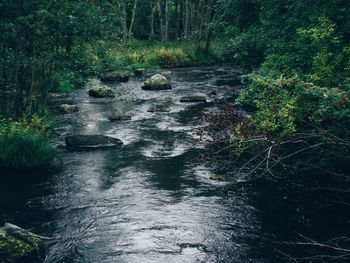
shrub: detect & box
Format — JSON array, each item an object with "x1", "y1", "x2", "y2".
[
  {"x1": 231, "y1": 74, "x2": 350, "y2": 175},
  {"x1": 49, "y1": 71, "x2": 86, "y2": 93},
  {"x1": 0, "y1": 118, "x2": 57, "y2": 170},
  {"x1": 220, "y1": 27, "x2": 266, "y2": 68}
]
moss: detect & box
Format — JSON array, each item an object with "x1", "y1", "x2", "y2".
[
  {"x1": 0, "y1": 233, "x2": 43, "y2": 262},
  {"x1": 0, "y1": 236, "x2": 33, "y2": 258},
  {"x1": 210, "y1": 175, "x2": 226, "y2": 181}
]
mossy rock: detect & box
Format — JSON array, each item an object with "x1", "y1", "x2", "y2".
[
  {"x1": 142, "y1": 74, "x2": 172, "y2": 90},
  {"x1": 0, "y1": 223, "x2": 44, "y2": 263},
  {"x1": 99, "y1": 71, "x2": 129, "y2": 83},
  {"x1": 180, "y1": 96, "x2": 207, "y2": 103},
  {"x1": 147, "y1": 101, "x2": 171, "y2": 112},
  {"x1": 210, "y1": 175, "x2": 228, "y2": 181},
  {"x1": 88, "y1": 86, "x2": 115, "y2": 98},
  {"x1": 58, "y1": 104, "x2": 79, "y2": 114}
]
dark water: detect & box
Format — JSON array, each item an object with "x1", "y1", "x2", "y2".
[{"x1": 0, "y1": 66, "x2": 295, "y2": 262}]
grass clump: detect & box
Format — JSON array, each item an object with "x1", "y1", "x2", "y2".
[
  {"x1": 153, "y1": 48, "x2": 190, "y2": 67},
  {"x1": 0, "y1": 115, "x2": 57, "y2": 170}
]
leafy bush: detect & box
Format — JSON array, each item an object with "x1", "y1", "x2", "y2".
[
  {"x1": 231, "y1": 74, "x2": 350, "y2": 175},
  {"x1": 0, "y1": 117, "x2": 57, "y2": 169},
  {"x1": 238, "y1": 75, "x2": 349, "y2": 134},
  {"x1": 220, "y1": 27, "x2": 266, "y2": 68},
  {"x1": 49, "y1": 71, "x2": 86, "y2": 93}
]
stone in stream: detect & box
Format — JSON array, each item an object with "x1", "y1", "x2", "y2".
[
  {"x1": 133, "y1": 68, "x2": 145, "y2": 77},
  {"x1": 99, "y1": 71, "x2": 129, "y2": 83},
  {"x1": 66, "y1": 135, "x2": 123, "y2": 150},
  {"x1": 147, "y1": 101, "x2": 171, "y2": 113},
  {"x1": 109, "y1": 115, "x2": 132, "y2": 121},
  {"x1": 88, "y1": 85, "x2": 115, "y2": 98},
  {"x1": 207, "y1": 90, "x2": 217, "y2": 96},
  {"x1": 0, "y1": 223, "x2": 44, "y2": 263},
  {"x1": 179, "y1": 96, "x2": 207, "y2": 103},
  {"x1": 141, "y1": 74, "x2": 172, "y2": 90},
  {"x1": 58, "y1": 104, "x2": 79, "y2": 114}
]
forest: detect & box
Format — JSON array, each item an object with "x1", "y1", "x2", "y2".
[{"x1": 0, "y1": 0, "x2": 350, "y2": 262}]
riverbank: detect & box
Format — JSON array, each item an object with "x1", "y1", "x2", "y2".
[{"x1": 50, "y1": 39, "x2": 227, "y2": 93}]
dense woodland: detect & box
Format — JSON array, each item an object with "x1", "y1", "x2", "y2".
[{"x1": 0, "y1": 1, "x2": 350, "y2": 261}]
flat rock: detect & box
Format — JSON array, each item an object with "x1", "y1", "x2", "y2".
[
  {"x1": 58, "y1": 104, "x2": 79, "y2": 114},
  {"x1": 147, "y1": 102, "x2": 170, "y2": 112},
  {"x1": 109, "y1": 115, "x2": 132, "y2": 121},
  {"x1": 207, "y1": 90, "x2": 217, "y2": 96},
  {"x1": 99, "y1": 71, "x2": 129, "y2": 83},
  {"x1": 133, "y1": 68, "x2": 145, "y2": 76},
  {"x1": 66, "y1": 135, "x2": 123, "y2": 150},
  {"x1": 0, "y1": 223, "x2": 44, "y2": 263},
  {"x1": 180, "y1": 96, "x2": 207, "y2": 103},
  {"x1": 142, "y1": 74, "x2": 172, "y2": 90},
  {"x1": 88, "y1": 85, "x2": 115, "y2": 98}
]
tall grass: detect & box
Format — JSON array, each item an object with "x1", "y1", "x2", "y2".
[
  {"x1": 82, "y1": 39, "x2": 226, "y2": 74},
  {"x1": 0, "y1": 116, "x2": 57, "y2": 170}
]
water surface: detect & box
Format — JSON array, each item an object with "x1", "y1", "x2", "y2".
[{"x1": 1, "y1": 66, "x2": 269, "y2": 263}]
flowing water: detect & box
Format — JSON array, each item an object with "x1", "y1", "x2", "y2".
[{"x1": 1, "y1": 66, "x2": 274, "y2": 262}]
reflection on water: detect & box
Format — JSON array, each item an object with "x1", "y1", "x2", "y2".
[{"x1": 0, "y1": 65, "x2": 268, "y2": 263}]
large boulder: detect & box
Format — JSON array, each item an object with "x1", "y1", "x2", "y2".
[
  {"x1": 0, "y1": 223, "x2": 44, "y2": 263},
  {"x1": 88, "y1": 85, "x2": 115, "y2": 98},
  {"x1": 58, "y1": 104, "x2": 79, "y2": 114},
  {"x1": 142, "y1": 74, "x2": 172, "y2": 90},
  {"x1": 99, "y1": 71, "x2": 129, "y2": 83},
  {"x1": 109, "y1": 115, "x2": 132, "y2": 122},
  {"x1": 66, "y1": 135, "x2": 123, "y2": 150},
  {"x1": 180, "y1": 96, "x2": 207, "y2": 103}
]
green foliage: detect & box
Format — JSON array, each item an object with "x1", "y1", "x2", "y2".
[
  {"x1": 219, "y1": 27, "x2": 266, "y2": 67},
  {"x1": 0, "y1": 116, "x2": 57, "y2": 169},
  {"x1": 237, "y1": 75, "x2": 350, "y2": 135},
  {"x1": 232, "y1": 74, "x2": 350, "y2": 174}
]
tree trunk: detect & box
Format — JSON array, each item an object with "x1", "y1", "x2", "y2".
[
  {"x1": 122, "y1": 0, "x2": 128, "y2": 39},
  {"x1": 175, "y1": 0, "x2": 180, "y2": 40},
  {"x1": 195, "y1": 0, "x2": 206, "y2": 54},
  {"x1": 184, "y1": 0, "x2": 189, "y2": 39},
  {"x1": 157, "y1": 0, "x2": 165, "y2": 43},
  {"x1": 14, "y1": 0, "x2": 23, "y2": 117},
  {"x1": 149, "y1": 0, "x2": 155, "y2": 40},
  {"x1": 204, "y1": 1, "x2": 214, "y2": 54},
  {"x1": 129, "y1": 0, "x2": 138, "y2": 36},
  {"x1": 165, "y1": 0, "x2": 170, "y2": 42}
]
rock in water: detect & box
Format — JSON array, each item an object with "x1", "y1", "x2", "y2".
[
  {"x1": 58, "y1": 104, "x2": 79, "y2": 114},
  {"x1": 88, "y1": 85, "x2": 115, "y2": 98},
  {"x1": 66, "y1": 135, "x2": 123, "y2": 150},
  {"x1": 207, "y1": 90, "x2": 217, "y2": 96},
  {"x1": 179, "y1": 96, "x2": 207, "y2": 103},
  {"x1": 142, "y1": 74, "x2": 172, "y2": 90},
  {"x1": 133, "y1": 68, "x2": 145, "y2": 77},
  {"x1": 0, "y1": 223, "x2": 44, "y2": 263},
  {"x1": 147, "y1": 101, "x2": 171, "y2": 112},
  {"x1": 99, "y1": 71, "x2": 129, "y2": 83},
  {"x1": 109, "y1": 115, "x2": 132, "y2": 121}
]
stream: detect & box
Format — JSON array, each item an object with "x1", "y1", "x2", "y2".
[{"x1": 1, "y1": 65, "x2": 276, "y2": 262}]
